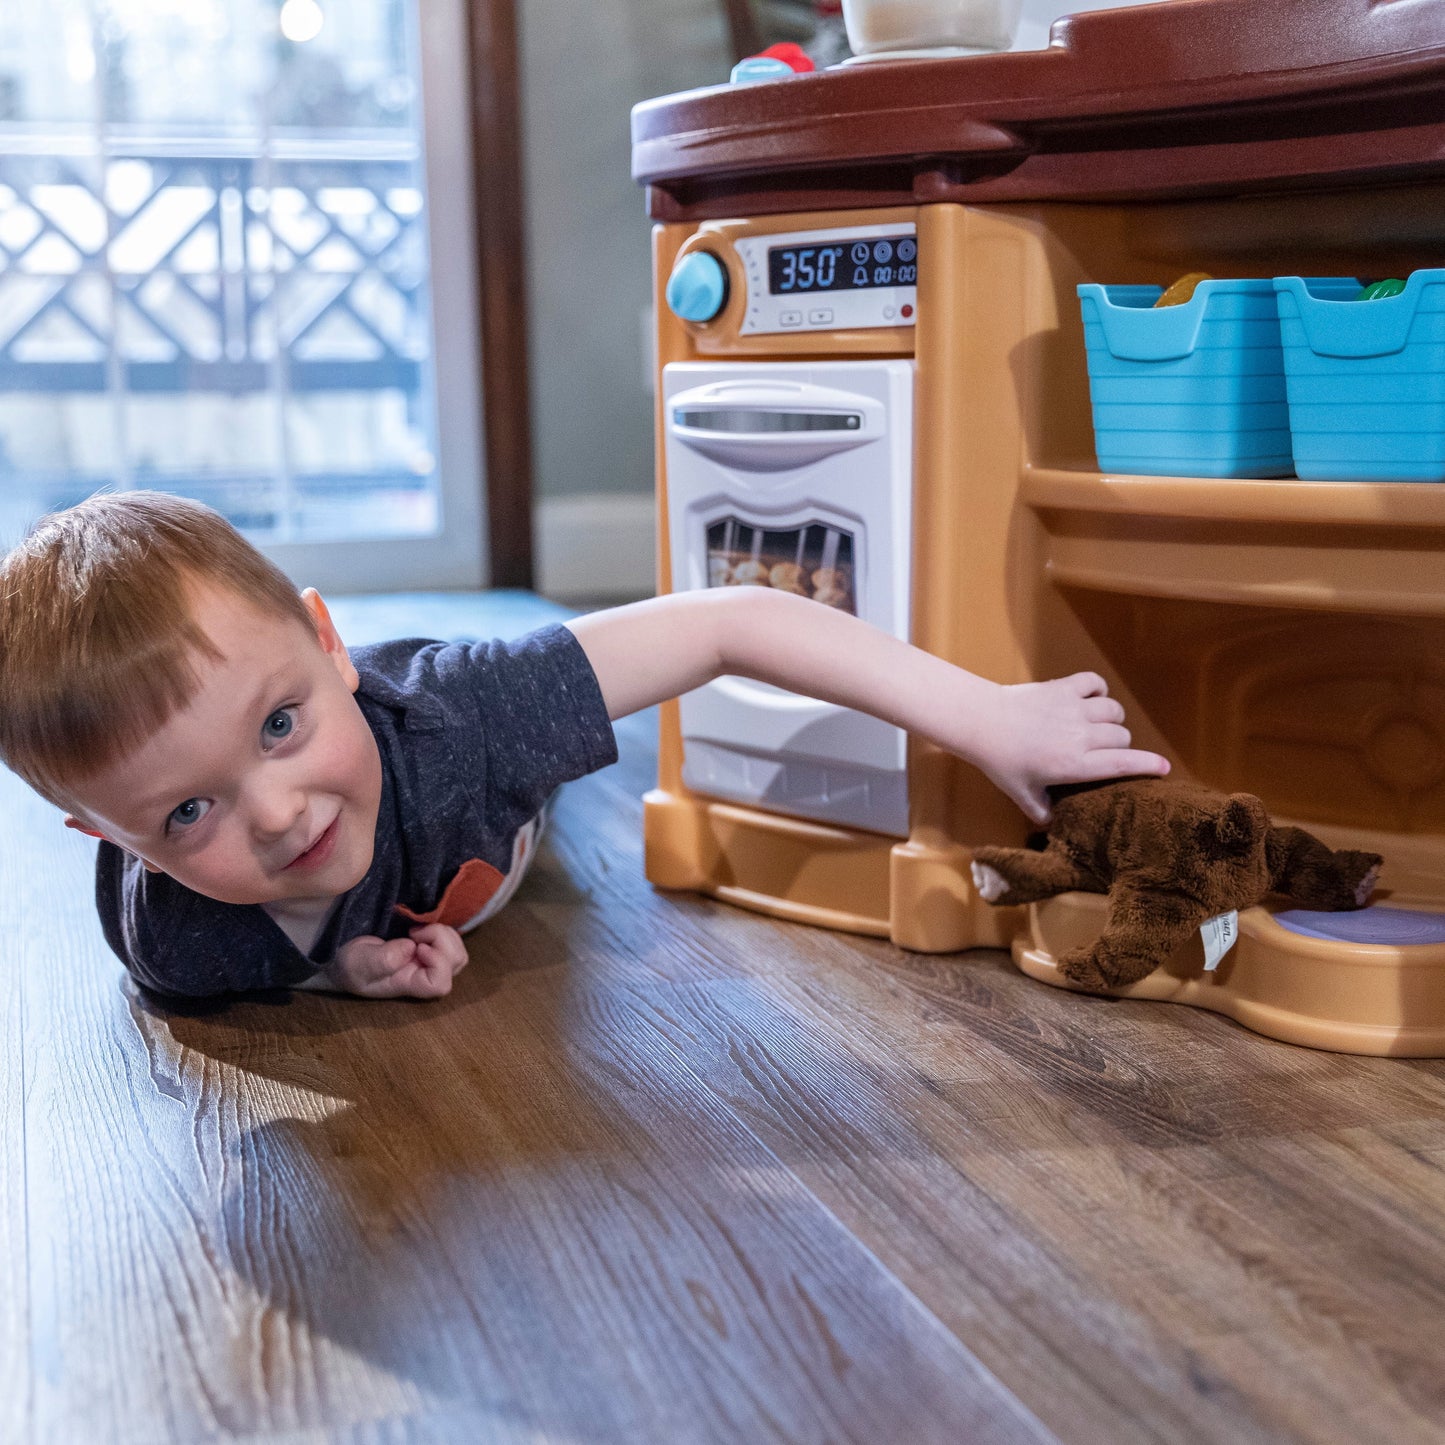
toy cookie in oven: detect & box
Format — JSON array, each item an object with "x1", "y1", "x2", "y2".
[{"x1": 703, "y1": 519, "x2": 857, "y2": 612}]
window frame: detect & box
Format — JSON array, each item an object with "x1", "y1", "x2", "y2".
[{"x1": 261, "y1": 0, "x2": 488, "y2": 593}]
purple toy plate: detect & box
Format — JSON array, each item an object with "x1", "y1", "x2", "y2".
[{"x1": 1273, "y1": 905, "x2": 1445, "y2": 947}]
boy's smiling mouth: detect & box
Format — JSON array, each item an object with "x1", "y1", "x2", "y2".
[{"x1": 286, "y1": 816, "x2": 340, "y2": 872}]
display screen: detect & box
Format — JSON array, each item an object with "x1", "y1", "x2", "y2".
[{"x1": 768, "y1": 234, "x2": 917, "y2": 295}]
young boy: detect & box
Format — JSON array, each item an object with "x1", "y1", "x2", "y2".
[{"x1": 0, "y1": 491, "x2": 1168, "y2": 1001}]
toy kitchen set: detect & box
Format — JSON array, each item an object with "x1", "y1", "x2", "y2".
[{"x1": 630, "y1": 0, "x2": 1445, "y2": 1055}]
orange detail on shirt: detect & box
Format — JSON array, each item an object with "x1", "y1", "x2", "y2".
[{"x1": 394, "y1": 856, "x2": 506, "y2": 929}]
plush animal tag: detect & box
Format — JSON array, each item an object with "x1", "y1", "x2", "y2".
[{"x1": 1200, "y1": 911, "x2": 1239, "y2": 971}]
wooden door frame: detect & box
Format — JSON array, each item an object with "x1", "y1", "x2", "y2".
[
  {"x1": 466, "y1": 0, "x2": 534, "y2": 589},
  {"x1": 720, "y1": 0, "x2": 762, "y2": 61}
]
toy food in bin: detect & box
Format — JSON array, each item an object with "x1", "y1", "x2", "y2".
[
  {"x1": 704, "y1": 519, "x2": 856, "y2": 613},
  {"x1": 1273, "y1": 269, "x2": 1445, "y2": 481},
  {"x1": 1077, "y1": 278, "x2": 1293, "y2": 478}
]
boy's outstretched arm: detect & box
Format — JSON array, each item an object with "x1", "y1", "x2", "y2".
[{"x1": 565, "y1": 588, "x2": 1168, "y2": 825}]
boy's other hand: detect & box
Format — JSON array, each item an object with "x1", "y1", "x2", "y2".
[
  {"x1": 328, "y1": 923, "x2": 469, "y2": 999},
  {"x1": 978, "y1": 672, "x2": 1170, "y2": 826}
]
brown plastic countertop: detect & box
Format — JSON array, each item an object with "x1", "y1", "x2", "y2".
[{"x1": 632, "y1": 0, "x2": 1445, "y2": 220}]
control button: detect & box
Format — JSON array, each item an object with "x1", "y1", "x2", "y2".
[
  {"x1": 900, "y1": 304, "x2": 914, "y2": 319},
  {"x1": 665, "y1": 252, "x2": 728, "y2": 324},
  {"x1": 808, "y1": 307, "x2": 833, "y2": 325},
  {"x1": 882, "y1": 305, "x2": 896, "y2": 320},
  {"x1": 730, "y1": 55, "x2": 795, "y2": 84},
  {"x1": 779, "y1": 309, "x2": 803, "y2": 327}
]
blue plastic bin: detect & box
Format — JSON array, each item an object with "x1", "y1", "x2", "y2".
[
  {"x1": 1274, "y1": 270, "x2": 1445, "y2": 481},
  {"x1": 1077, "y1": 279, "x2": 1294, "y2": 478}
]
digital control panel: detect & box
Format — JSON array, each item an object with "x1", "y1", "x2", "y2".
[{"x1": 736, "y1": 222, "x2": 918, "y2": 336}]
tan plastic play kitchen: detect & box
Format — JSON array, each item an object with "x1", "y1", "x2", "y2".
[{"x1": 630, "y1": 0, "x2": 1445, "y2": 1055}]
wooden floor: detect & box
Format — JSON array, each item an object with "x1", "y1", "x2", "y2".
[{"x1": 7, "y1": 592, "x2": 1445, "y2": 1443}]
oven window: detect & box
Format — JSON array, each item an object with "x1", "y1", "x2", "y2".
[{"x1": 704, "y1": 519, "x2": 856, "y2": 614}]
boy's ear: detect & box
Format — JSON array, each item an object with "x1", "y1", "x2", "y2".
[
  {"x1": 63, "y1": 818, "x2": 162, "y2": 872},
  {"x1": 300, "y1": 588, "x2": 359, "y2": 693}
]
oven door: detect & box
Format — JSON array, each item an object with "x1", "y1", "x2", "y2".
[{"x1": 663, "y1": 360, "x2": 913, "y2": 836}]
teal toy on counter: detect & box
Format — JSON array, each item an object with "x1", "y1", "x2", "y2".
[
  {"x1": 1274, "y1": 267, "x2": 1445, "y2": 481},
  {"x1": 730, "y1": 42, "x2": 815, "y2": 85}
]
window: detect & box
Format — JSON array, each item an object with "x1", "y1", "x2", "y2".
[{"x1": 0, "y1": 0, "x2": 484, "y2": 587}]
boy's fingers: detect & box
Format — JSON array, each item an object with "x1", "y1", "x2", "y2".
[
  {"x1": 350, "y1": 938, "x2": 416, "y2": 992},
  {"x1": 379, "y1": 937, "x2": 417, "y2": 967},
  {"x1": 1083, "y1": 696, "x2": 1125, "y2": 724},
  {"x1": 371, "y1": 958, "x2": 449, "y2": 1000},
  {"x1": 1080, "y1": 749, "x2": 1171, "y2": 779},
  {"x1": 410, "y1": 924, "x2": 469, "y2": 973},
  {"x1": 1018, "y1": 786, "x2": 1051, "y2": 825},
  {"x1": 413, "y1": 966, "x2": 452, "y2": 998},
  {"x1": 1090, "y1": 723, "x2": 1132, "y2": 751},
  {"x1": 1070, "y1": 671, "x2": 1108, "y2": 698}
]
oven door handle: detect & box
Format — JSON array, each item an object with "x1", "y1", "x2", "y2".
[{"x1": 667, "y1": 379, "x2": 887, "y2": 471}]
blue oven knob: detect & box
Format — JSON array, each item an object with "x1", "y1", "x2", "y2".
[{"x1": 666, "y1": 251, "x2": 728, "y2": 323}]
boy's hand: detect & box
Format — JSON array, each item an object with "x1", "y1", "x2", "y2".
[
  {"x1": 975, "y1": 671, "x2": 1170, "y2": 826},
  {"x1": 326, "y1": 923, "x2": 469, "y2": 999}
]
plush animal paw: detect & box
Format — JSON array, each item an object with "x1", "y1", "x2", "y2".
[
  {"x1": 970, "y1": 859, "x2": 1010, "y2": 903},
  {"x1": 1344, "y1": 854, "x2": 1383, "y2": 906},
  {"x1": 1058, "y1": 942, "x2": 1155, "y2": 992},
  {"x1": 1057, "y1": 946, "x2": 1117, "y2": 992}
]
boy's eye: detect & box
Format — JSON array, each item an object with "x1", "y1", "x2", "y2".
[
  {"x1": 169, "y1": 798, "x2": 210, "y2": 830},
  {"x1": 263, "y1": 707, "x2": 297, "y2": 743}
]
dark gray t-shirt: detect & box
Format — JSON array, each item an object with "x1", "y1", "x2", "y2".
[{"x1": 96, "y1": 623, "x2": 617, "y2": 998}]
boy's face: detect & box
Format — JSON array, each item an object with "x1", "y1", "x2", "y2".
[{"x1": 64, "y1": 583, "x2": 381, "y2": 910}]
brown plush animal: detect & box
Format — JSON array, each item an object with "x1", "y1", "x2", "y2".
[{"x1": 970, "y1": 777, "x2": 1383, "y2": 992}]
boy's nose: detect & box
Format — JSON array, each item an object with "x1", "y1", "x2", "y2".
[{"x1": 246, "y1": 777, "x2": 308, "y2": 841}]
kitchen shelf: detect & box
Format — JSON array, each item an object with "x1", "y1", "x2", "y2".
[
  {"x1": 1020, "y1": 466, "x2": 1445, "y2": 616},
  {"x1": 1022, "y1": 466, "x2": 1445, "y2": 527}
]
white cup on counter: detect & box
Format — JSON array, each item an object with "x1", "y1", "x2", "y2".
[{"x1": 840, "y1": 0, "x2": 1027, "y2": 57}]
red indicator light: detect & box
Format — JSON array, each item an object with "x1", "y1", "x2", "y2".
[{"x1": 900, "y1": 304, "x2": 914, "y2": 318}]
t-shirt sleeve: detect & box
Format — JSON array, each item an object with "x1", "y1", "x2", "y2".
[
  {"x1": 417, "y1": 621, "x2": 619, "y2": 823},
  {"x1": 95, "y1": 841, "x2": 317, "y2": 998}
]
